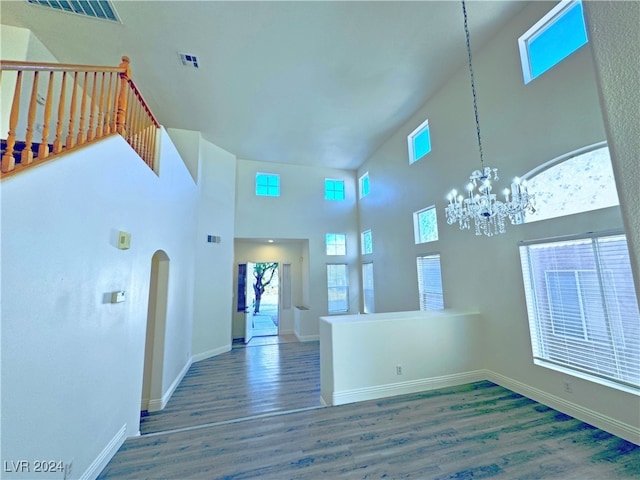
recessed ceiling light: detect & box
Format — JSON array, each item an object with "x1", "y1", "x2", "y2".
[{"x1": 268, "y1": 240, "x2": 274, "y2": 243}]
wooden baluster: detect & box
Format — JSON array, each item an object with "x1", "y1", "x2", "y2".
[
  {"x1": 1, "y1": 70, "x2": 22, "y2": 173},
  {"x1": 96, "y1": 72, "x2": 105, "y2": 138},
  {"x1": 125, "y1": 88, "x2": 134, "y2": 145},
  {"x1": 66, "y1": 72, "x2": 78, "y2": 149},
  {"x1": 110, "y1": 72, "x2": 118, "y2": 133},
  {"x1": 22, "y1": 71, "x2": 39, "y2": 165},
  {"x1": 103, "y1": 72, "x2": 114, "y2": 135},
  {"x1": 77, "y1": 72, "x2": 88, "y2": 145},
  {"x1": 52, "y1": 71, "x2": 66, "y2": 153},
  {"x1": 142, "y1": 117, "x2": 151, "y2": 166},
  {"x1": 87, "y1": 72, "x2": 97, "y2": 141},
  {"x1": 116, "y1": 56, "x2": 131, "y2": 136},
  {"x1": 39, "y1": 71, "x2": 54, "y2": 159},
  {"x1": 133, "y1": 96, "x2": 142, "y2": 156}
]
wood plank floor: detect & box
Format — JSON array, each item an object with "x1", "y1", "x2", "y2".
[{"x1": 100, "y1": 340, "x2": 640, "y2": 479}]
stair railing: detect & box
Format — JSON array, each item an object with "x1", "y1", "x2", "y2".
[{"x1": 1, "y1": 56, "x2": 159, "y2": 178}]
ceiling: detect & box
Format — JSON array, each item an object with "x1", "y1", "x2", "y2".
[{"x1": 1, "y1": 1, "x2": 526, "y2": 170}]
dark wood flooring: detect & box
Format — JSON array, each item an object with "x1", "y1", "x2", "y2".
[{"x1": 99, "y1": 340, "x2": 640, "y2": 479}]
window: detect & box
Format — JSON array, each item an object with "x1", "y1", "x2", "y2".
[
  {"x1": 327, "y1": 264, "x2": 349, "y2": 314},
  {"x1": 414, "y1": 206, "x2": 438, "y2": 244},
  {"x1": 416, "y1": 254, "x2": 444, "y2": 310},
  {"x1": 408, "y1": 118, "x2": 431, "y2": 164},
  {"x1": 524, "y1": 144, "x2": 619, "y2": 223},
  {"x1": 359, "y1": 172, "x2": 370, "y2": 198},
  {"x1": 325, "y1": 233, "x2": 346, "y2": 256},
  {"x1": 325, "y1": 179, "x2": 345, "y2": 201},
  {"x1": 256, "y1": 173, "x2": 280, "y2": 197},
  {"x1": 518, "y1": 0, "x2": 588, "y2": 84},
  {"x1": 362, "y1": 263, "x2": 375, "y2": 314},
  {"x1": 361, "y1": 230, "x2": 373, "y2": 255},
  {"x1": 520, "y1": 232, "x2": 640, "y2": 392}
]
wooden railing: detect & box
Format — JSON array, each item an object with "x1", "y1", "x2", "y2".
[{"x1": 0, "y1": 56, "x2": 159, "y2": 178}]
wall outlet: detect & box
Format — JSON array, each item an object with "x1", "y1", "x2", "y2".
[
  {"x1": 396, "y1": 365, "x2": 403, "y2": 375},
  {"x1": 563, "y1": 380, "x2": 573, "y2": 393}
]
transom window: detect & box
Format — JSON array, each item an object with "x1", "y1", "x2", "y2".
[
  {"x1": 524, "y1": 144, "x2": 619, "y2": 223},
  {"x1": 361, "y1": 230, "x2": 373, "y2": 255},
  {"x1": 327, "y1": 264, "x2": 349, "y2": 314},
  {"x1": 413, "y1": 206, "x2": 438, "y2": 244},
  {"x1": 520, "y1": 232, "x2": 640, "y2": 392},
  {"x1": 359, "y1": 172, "x2": 370, "y2": 198},
  {"x1": 325, "y1": 179, "x2": 345, "y2": 201},
  {"x1": 256, "y1": 173, "x2": 280, "y2": 197},
  {"x1": 408, "y1": 118, "x2": 431, "y2": 164},
  {"x1": 416, "y1": 254, "x2": 444, "y2": 311},
  {"x1": 325, "y1": 233, "x2": 347, "y2": 256},
  {"x1": 518, "y1": 0, "x2": 588, "y2": 84}
]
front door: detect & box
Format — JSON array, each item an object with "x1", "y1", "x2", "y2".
[{"x1": 244, "y1": 261, "x2": 256, "y2": 344}]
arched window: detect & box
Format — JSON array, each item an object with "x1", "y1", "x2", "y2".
[{"x1": 524, "y1": 143, "x2": 619, "y2": 223}]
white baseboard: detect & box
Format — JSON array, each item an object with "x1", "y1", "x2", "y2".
[
  {"x1": 148, "y1": 358, "x2": 192, "y2": 412},
  {"x1": 80, "y1": 424, "x2": 126, "y2": 480},
  {"x1": 192, "y1": 344, "x2": 231, "y2": 363},
  {"x1": 331, "y1": 370, "x2": 486, "y2": 406},
  {"x1": 484, "y1": 370, "x2": 640, "y2": 446},
  {"x1": 294, "y1": 332, "x2": 320, "y2": 342}
]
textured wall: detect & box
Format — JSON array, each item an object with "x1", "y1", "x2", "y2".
[{"x1": 584, "y1": 0, "x2": 640, "y2": 303}]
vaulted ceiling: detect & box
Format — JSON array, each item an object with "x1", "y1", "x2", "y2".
[{"x1": 1, "y1": 1, "x2": 527, "y2": 170}]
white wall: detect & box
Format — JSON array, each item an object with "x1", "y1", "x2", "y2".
[
  {"x1": 166, "y1": 128, "x2": 237, "y2": 362},
  {"x1": 584, "y1": 0, "x2": 640, "y2": 304},
  {"x1": 0, "y1": 130, "x2": 198, "y2": 478},
  {"x1": 234, "y1": 159, "x2": 358, "y2": 339},
  {"x1": 356, "y1": 1, "x2": 638, "y2": 440}
]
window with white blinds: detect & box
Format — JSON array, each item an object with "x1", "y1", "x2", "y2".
[
  {"x1": 362, "y1": 262, "x2": 375, "y2": 313},
  {"x1": 416, "y1": 254, "x2": 444, "y2": 311},
  {"x1": 327, "y1": 264, "x2": 349, "y2": 314},
  {"x1": 519, "y1": 232, "x2": 640, "y2": 392}
]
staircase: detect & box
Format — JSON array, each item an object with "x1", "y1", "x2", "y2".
[{"x1": 1, "y1": 56, "x2": 159, "y2": 178}]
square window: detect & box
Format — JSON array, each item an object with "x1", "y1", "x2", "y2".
[
  {"x1": 414, "y1": 206, "x2": 438, "y2": 244},
  {"x1": 325, "y1": 179, "x2": 345, "y2": 201},
  {"x1": 256, "y1": 173, "x2": 280, "y2": 197},
  {"x1": 326, "y1": 233, "x2": 347, "y2": 256},
  {"x1": 518, "y1": 0, "x2": 588, "y2": 84},
  {"x1": 408, "y1": 118, "x2": 431, "y2": 164},
  {"x1": 361, "y1": 230, "x2": 373, "y2": 255},
  {"x1": 359, "y1": 172, "x2": 370, "y2": 198},
  {"x1": 327, "y1": 264, "x2": 349, "y2": 313}
]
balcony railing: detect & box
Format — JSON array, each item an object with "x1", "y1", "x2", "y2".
[{"x1": 1, "y1": 56, "x2": 159, "y2": 178}]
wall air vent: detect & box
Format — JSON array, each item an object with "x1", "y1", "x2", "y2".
[
  {"x1": 179, "y1": 53, "x2": 199, "y2": 69},
  {"x1": 26, "y1": 0, "x2": 120, "y2": 22}
]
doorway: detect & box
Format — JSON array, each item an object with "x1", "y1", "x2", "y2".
[{"x1": 242, "y1": 262, "x2": 279, "y2": 341}]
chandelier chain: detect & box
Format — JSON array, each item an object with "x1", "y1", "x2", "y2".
[{"x1": 462, "y1": 0, "x2": 484, "y2": 171}]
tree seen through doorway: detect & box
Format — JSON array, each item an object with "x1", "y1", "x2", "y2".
[{"x1": 252, "y1": 262, "x2": 278, "y2": 314}]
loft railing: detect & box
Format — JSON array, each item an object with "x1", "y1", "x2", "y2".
[{"x1": 0, "y1": 56, "x2": 159, "y2": 178}]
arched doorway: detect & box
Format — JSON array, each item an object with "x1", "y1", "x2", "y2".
[{"x1": 141, "y1": 250, "x2": 170, "y2": 412}]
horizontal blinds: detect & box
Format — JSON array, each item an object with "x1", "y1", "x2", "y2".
[
  {"x1": 416, "y1": 254, "x2": 444, "y2": 311},
  {"x1": 327, "y1": 264, "x2": 349, "y2": 313},
  {"x1": 362, "y1": 263, "x2": 375, "y2": 314},
  {"x1": 520, "y1": 233, "x2": 640, "y2": 389}
]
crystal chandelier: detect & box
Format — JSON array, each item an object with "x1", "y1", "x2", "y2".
[{"x1": 445, "y1": 0, "x2": 535, "y2": 237}]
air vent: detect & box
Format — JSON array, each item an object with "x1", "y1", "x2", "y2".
[
  {"x1": 179, "y1": 53, "x2": 199, "y2": 69},
  {"x1": 26, "y1": 0, "x2": 120, "y2": 22}
]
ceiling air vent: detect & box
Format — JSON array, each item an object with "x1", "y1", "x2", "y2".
[
  {"x1": 179, "y1": 53, "x2": 199, "y2": 69},
  {"x1": 26, "y1": 0, "x2": 120, "y2": 22}
]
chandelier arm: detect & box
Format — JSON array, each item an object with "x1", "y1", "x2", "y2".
[{"x1": 462, "y1": 0, "x2": 484, "y2": 171}]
